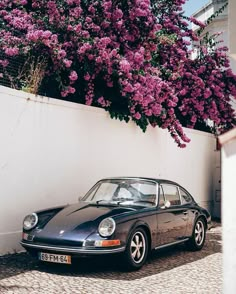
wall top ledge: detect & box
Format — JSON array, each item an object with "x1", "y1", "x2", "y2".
[
  {"x1": 0, "y1": 85, "x2": 214, "y2": 139},
  {"x1": 0, "y1": 85, "x2": 105, "y2": 115},
  {"x1": 219, "y1": 128, "x2": 236, "y2": 146}
]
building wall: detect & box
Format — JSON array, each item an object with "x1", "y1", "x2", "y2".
[
  {"x1": 192, "y1": 0, "x2": 228, "y2": 31},
  {"x1": 221, "y1": 135, "x2": 236, "y2": 293},
  {"x1": 223, "y1": 1, "x2": 236, "y2": 293},
  {"x1": 192, "y1": 0, "x2": 228, "y2": 59},
  {"x1": 192, "y1": 0, "x2": 236, "y2": 77},
  {"x1": 191, "y1": 0, "x2": 236, "y2": 221},
  {"x1": 229, "y1": 0, "x2": 236, "y2": 72},
  {"x1": 0, "y1": 86, "x2": 217, "y2": 255},
  {"x1": 229, "y1": 0, "x2": 236, "y2": 61}
]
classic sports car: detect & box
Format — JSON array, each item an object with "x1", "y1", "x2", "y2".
[{"x1": 21, "y1": 177, "x2": 211, "y2": 270}]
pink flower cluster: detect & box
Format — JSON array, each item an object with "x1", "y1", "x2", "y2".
[{"x1": 0, "y1": 0, "x2": 235, "y2": 147}]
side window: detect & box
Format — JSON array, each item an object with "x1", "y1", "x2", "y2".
[
  {"x1": 162, "y1": 184, "x2": 181, "y2": 206},
  {"x1": 159, "y1": 186, "x2": 165, "y2": 207},
  {"x1": 179, "y1": 188, "x2": 192, "y2": 204}
]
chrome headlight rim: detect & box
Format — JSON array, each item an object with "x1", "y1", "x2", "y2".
[
  {"x1": 98, "y1": 217, "x2": 116, "y2": 237},
  {"x1": 23, "y1": 213, "x2": 38, "y2": 231}
]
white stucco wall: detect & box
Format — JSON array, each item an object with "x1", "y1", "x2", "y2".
[
  {"x1": 221, "y1": 134, "x2": 236, "y2": 294},
  {"x1": 222, "y1": 2, "x2": 236, "y2": 291},
  {"x1": 0, "y1": 86, "x2": 217, "y2": 255}
]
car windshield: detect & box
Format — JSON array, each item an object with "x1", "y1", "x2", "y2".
[{"x1": 82, "y1": 179, "x2": 157, "y2": 206}]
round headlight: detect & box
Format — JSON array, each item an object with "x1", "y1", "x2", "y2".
[
  {"x1": 98, "y1": 217, "x2": 116, "y2": 237},
  {"x1": 23, "y1": 213, "x2": 38, "y2": 230}
]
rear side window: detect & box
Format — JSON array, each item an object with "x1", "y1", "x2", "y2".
[
  {"x1": 179, "y1": 188, "x2": 192, "y2": 204},
  {"x1": 161, "y1": 184, "x2": 181, "y2": 206}
]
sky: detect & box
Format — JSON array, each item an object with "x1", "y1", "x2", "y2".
[{"x1": 183, "y1": 0, "x2": 210, "y2": 16}]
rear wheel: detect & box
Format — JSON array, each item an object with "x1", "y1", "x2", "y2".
[
  {"x1": 186, "y1": 218, "x2": 206, "y2": 251},
  {"x1": 122, "y1": 227, "x2": 148, "y2": 271}
]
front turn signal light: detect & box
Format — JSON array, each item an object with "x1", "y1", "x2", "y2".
[{"x1": 94, "y1": 239, "x2": 121, "y2": 247}]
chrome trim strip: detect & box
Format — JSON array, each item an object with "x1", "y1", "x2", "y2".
[
  {"x1": 154, "y1": 238, "x2": 189, "y2": 250},
  {"x1": 20, "y1": 241, "x2": 125, "y2": 254}
]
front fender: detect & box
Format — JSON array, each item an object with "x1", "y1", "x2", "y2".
[{"x1": 114, "y1": 219, "x2": 153, "y2": 249}]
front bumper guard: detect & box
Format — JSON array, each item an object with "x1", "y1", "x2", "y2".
[{"x1": 20, "y1": 241, "x2": 125, "y2": 255}]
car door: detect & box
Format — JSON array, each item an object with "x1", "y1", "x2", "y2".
[{"x1": 156, "y1": 184, "x2": 189, "y2": 246}]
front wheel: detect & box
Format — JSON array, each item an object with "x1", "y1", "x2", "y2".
[
  {"x1": 186, "y1": 218, "x2": 206, "y2": 251},
  {"x1": 122, "y1": 227, "x2": 148, "y2": 271}
]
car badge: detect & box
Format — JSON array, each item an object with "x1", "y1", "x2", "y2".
[
  {"x1": 59, "y1": 230, "x2": 65, "y2": 235},
  {"x1": 27, "y1": 235, "x2": 34, "y2": 241}
]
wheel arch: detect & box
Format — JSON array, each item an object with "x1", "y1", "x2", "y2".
[
  {"x1": 191, "y1": 214, "x2": 208, "y2": 236},
  {"x1": 186, "y1": 213, "x2": 207, "y2": 251},
  {"x1": 196, "y1": 214, "x2": 207, "y2": 228},
  {"x1": 127, "y1": 220, "x2": 152, "y2": 253}
]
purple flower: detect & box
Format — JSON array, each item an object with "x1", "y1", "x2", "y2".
[
  {"x1": 0, "y1": 59, "x2": 9, "y2": 67},
  {"x1": 69, "y1": 71, "x2": 78, "y2": 81},
  {"x1": 134, "y1": 112, "x2": 141, "y2": 120},
  {"x1": 5, "y1": 47, "x2": 19, "y2": 56},
  {"x1": 63, "y1": 59, "x2": 72, "y2": 68},
  {"x1": 120, "y1": 59, "x2": 131, "y2": 73},
  {"x1": 42, "y1": 30, "x2": 52, "y2": 39},
  {"x1": 134, "y1": 52, "x2": 144, "y2": 64},
  {"x1": 58, "y1": 50, "x2": 66, "y2": 59}
]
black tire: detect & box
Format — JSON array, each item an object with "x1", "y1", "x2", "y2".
[
  {"x1": 122, "y1": 227, "x2": 148, "y2": 271},
  {"x1": 186, "y1": 217, "x2": 206, "y2": 251}
]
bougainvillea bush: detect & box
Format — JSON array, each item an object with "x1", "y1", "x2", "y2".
[{"x1": 0, "y1": 0, "x2": 235, "y2": 147}]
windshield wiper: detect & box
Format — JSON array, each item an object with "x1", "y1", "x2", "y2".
[
  {"x1": 95, "y1": 198, "x2": 136, "y2": 205},
  {"x1": 95, "y1": 200, "x2": 120, "y2": 206},
  {"x1": 96, "y1": 200, "x2": 109, "y2": 204},
  {"x1": 113, "y1": 198, "x2": 135, "y2": 205},
  {"x1": 133, "y1": 200, "x2": 155, "y2": 205}
]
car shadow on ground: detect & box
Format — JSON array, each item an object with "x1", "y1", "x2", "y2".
[{"x1": 0, "y1": 223, "x2": 222, "y2": 283}]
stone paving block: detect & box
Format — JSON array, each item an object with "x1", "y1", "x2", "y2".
[{"x1": 0, "y1": 224, "x2": 222, "y2": 294}]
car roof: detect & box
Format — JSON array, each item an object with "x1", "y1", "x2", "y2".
[{"x1": 100, "y1": 177, "x2": 181, "y2": 186}]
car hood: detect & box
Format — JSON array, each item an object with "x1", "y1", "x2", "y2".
[{"x1": 34, "y1": 202, "x2": 136, "y2": 242}]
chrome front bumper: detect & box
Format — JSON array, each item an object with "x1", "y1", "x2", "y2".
[{"x1": 20, "y1": 241, "x2": 125, "y2": 255}]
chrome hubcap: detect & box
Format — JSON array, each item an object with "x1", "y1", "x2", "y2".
[
  {"x1": 195, "y1": 220, "x2": 205, "y2": 246},
  {"x1": 130, "y1": 231, "x2": 146, "y2": 264}
]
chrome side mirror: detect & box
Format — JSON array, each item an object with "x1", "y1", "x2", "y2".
[{"x1": 161, "y1": 200, "x2": 171, "y2": 209}]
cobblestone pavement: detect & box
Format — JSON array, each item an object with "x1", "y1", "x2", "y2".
[{"x1": 0, "y1": 223, "x2": 222, "y2": 294}]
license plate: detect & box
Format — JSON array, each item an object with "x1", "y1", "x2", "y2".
[{"x1": 39, "y1": 252, "x2": 71, "y2": 264}]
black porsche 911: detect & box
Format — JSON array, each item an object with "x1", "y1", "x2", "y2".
[{"x1": 21, "y1": 177, "x2": 211, "y2": 270}]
